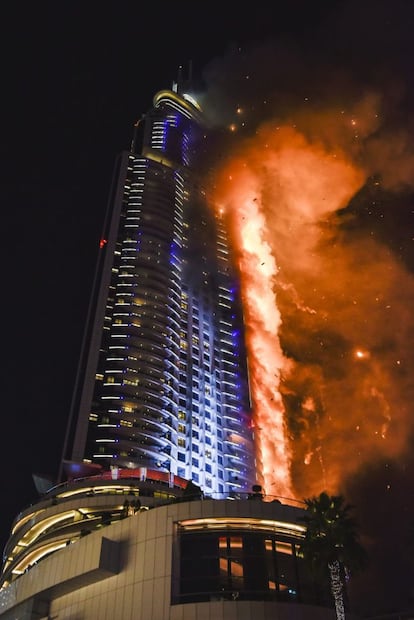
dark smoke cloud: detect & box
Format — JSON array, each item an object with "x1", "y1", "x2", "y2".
[{"x1": 201, "y1": 1, "x2": 414, "y2": 613}]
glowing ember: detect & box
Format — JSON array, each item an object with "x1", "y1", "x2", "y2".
[{"x1": 355, "y1": 349, "x2": 370, "y2": 359}]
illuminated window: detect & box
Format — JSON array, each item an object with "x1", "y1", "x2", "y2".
[{"x1": 173, "y1": 530, "x2": 307, "y2": 605}]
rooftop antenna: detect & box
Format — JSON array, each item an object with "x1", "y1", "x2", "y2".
[
  {"x1": 172, "y1": 62, "x2": 193, "y2": 94},
  {"x1": 175, "y1": 64, "x2": 183, "y2": 93}
]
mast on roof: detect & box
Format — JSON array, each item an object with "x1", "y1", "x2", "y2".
[{"x1": 172, "y1": 61, "x2": 193, "y2": 94}]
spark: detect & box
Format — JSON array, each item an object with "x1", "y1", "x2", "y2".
[{"x1": 355, "y1": 349, "x2": 368, "y2": 359}]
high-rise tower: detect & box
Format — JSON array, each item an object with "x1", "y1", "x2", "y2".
[
  {"x1": 0, "y1": 81, "x2": 349, "y2": 620},
  {"x1": 62, "y1": 84, "x2": 256, "y2": 497}
]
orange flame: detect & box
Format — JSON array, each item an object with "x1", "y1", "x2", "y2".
[{"x1": 213, "y1": 122, "x2": 365, "y2": 500}]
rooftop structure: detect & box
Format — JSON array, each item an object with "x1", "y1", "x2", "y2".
[{"x1": 0, "y1": 470, "x2": 344, "y2": 620}]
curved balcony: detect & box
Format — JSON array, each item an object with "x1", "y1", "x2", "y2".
[{"x1": 0, "y1": 470, "x2": 188, "y2": 589}]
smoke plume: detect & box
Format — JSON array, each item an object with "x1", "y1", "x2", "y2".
[{"x1": 200, "y1": 8, "x2": 414, "y2": 610}]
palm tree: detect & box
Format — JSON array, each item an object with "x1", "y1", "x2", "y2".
[{"x1": 299, "y1": 491, "x2": 367, "y2": 620}]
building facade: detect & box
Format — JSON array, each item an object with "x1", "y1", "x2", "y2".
[
  {"x1": 0, "y1": 474, "x2": 339, "y2": 620},
  {"x1": 63, "y1": 86, "x2": 256, "y2": 497},
  {"x1": 0, "y1": 83, "x2": 351, "y2": 619}
]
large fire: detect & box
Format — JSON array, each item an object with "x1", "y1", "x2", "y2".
[
  {"x1": 212, "y1": 116, "x2": 413, "y2": 501},
  {"x1": 202, "y1": 20, "x2": 414, "y2": 610}
]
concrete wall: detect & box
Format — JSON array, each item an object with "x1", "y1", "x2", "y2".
[{"x1": 0, "y1": 500, "x2": 342, "y2": 620}]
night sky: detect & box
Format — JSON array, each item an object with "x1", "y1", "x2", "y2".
[{"x1": 2, "y1": 2, "x2": 414, "y2": 615}]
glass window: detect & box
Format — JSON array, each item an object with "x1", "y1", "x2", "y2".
[{"x1": 173, "y1": 530, "x2": 305, "y2": 605}]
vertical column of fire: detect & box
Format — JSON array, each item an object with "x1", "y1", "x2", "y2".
[
  {"x1": 212, "y1": 122, "x2": 365, "y2": 501},
  {"x1": 215, "y1": 165, "x2": 294, "y2": 499}
]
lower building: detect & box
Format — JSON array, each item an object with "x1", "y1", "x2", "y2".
[{"x1": 0, "y1": 470, "x2": 353, "y2": 619}]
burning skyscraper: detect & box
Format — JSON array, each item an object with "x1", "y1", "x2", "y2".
[{"x1": 0, "y1": 80, "x2": 352, "y2": 620}]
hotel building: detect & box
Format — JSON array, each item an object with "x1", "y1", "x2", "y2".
[
  {"x1": 0, "y1": 82, "x2": 348, "y2": 619},
  {"x1": 62, "y1": 83, "x2": 256, "y2": 497}
]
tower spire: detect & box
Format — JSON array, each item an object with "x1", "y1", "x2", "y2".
[{"x1": 172, "y1": 61, "x2": 193, "y2": 94}]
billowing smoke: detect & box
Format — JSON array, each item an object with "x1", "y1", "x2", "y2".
[{"x1": 199, "y1": 11, "x2": 414, "y2": 611}]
